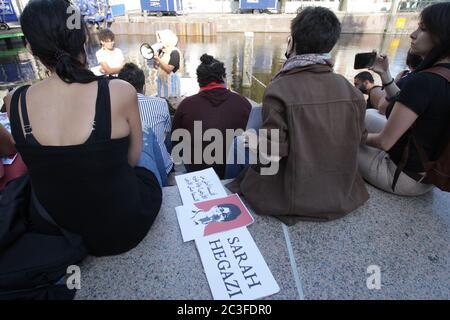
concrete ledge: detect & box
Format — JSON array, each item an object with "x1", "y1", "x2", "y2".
[
  {"x1": 76, "y1": 183, "x2": 449, "y2": 300},
  {"x1": 290, "y1": 187, "x2": 449, "y2": 300},
  {"x1": 111, "y1": 13, "x2": 419, "y2": 36}
]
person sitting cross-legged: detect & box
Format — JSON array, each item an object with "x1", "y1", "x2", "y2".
[{"x1": 227, "y1": 7, "x2": 369, "y2": 224}]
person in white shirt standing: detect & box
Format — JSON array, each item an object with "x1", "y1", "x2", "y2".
[{"x1": 95, "y1": 29, "x2": 125, "y2": 76}]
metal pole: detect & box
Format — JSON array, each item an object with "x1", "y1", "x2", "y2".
[
  {"x1": 279, "y1": 0, "x2": 286, "y2": 14},
  {"x1": 391, "y1": 0, "x2": 400, "y2": 15},
  {"x1": 13, "y1": 0, "x2": 24, "y2": 16},
  {"x1": 385, "y1": 0, "x2": 401, "y2": 34},
  {"x1": 247, "y1": 72, "x2": 267, "y2": 88},
  {"x1": 380, "y1": 0, "x2": 402, "y2": 53},
  {"x1": 242, "y1": 32, "x2": 254, "y2": 89},
  {"x1": 339, "y1": 0, "x2": 348, "y2": 12}
]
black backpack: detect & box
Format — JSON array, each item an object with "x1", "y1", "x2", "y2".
[{"x1": 0, "y1": 175, "x2": 87, "y2": 300}]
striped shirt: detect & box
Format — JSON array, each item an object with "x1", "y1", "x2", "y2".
[{"x1": 137, "y1": 94, "x2": 173, "y2": 173}]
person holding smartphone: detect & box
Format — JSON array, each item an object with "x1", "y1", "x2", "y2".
[
  {"x1": 359, "y1": 2, "x2": 450, "y2": 196},
  {"x1": 376, "y1": 51, "x2": 423, "y2": 115}
]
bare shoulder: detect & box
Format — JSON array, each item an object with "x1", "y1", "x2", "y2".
[
  {"x1": 109, "y1": 79, "x2": 137, "y2": 98},
  {"x1": 369, "y1": 86, "x2": 385, "y2": 102},
  {"x1": 373, "y1": 86, "x2": 384, "y2": 94},
  {"x1": 108, "y1": 79, "x2": 138, "y2": 109}
]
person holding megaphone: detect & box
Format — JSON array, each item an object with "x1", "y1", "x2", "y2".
[{"x1": 141, "y1": 30, "x2": 183, "y2": 110}]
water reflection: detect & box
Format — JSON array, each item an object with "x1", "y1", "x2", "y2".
[
  {"x1": 1, "y1": 33, "x2": 412, "y2": 103},
  {"x1": 0, "y1": 49, "x2": 36, "y2": 84}
]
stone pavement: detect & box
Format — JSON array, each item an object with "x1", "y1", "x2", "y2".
[{"x1": 75, "y1": 182, "x2": 449, "y2": 300}]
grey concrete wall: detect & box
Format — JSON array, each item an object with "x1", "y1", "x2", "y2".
[{"x1": 111, "y1": 13, "x2": 419, "y2": 36}]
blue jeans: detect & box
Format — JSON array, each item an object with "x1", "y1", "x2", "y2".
[
  {"x1": 224, "y1": 137, "x2": 253, "y2": 180},
  {"x1": 137, "y1": 130, "x2": 168, "y2": 187},
  {"x1": 224, "y1": 106, "x2": 263, "y2": 179}
]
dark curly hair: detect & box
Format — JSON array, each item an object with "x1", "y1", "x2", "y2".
[
  {"x1": 98, "y1": 28, "x2": 115, "y2": 43},
  {"x1": 291, "y1": 7, "x2": 341, "y2": 55},
  {"x1": 196, "y1": 54, "x2": 226, "y2": 87},
  {"x1": 118, "y1": 63, "x2": 145, "y2": 94},
  {"x1": 354, "y1": 71, "x2": 375, "y2": 84}
]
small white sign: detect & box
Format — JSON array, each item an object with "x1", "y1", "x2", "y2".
[
  {"x1": 90, "y1": 66, "x2": 104, "y2": 76},
  {"x1": 175, "y1": 168, "x2": 227, "y2": 205},
  {"x1": 195, "y1": 227, "x2": 280, "y2": 300}
]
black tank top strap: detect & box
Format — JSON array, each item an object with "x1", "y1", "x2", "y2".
[
  {"x1": 19, "y1": 86, "x2": 33, "y2": 137},
  {"x1": 9, "y1": 85, "x2": 31, "y2": 145},
  {"x1": 91, "y1": 77, "x2": 112, "y2": 142}
]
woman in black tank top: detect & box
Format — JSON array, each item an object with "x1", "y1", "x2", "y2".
[{"x1": 4, "y1": 0, "x2": 162, "y2": 256}]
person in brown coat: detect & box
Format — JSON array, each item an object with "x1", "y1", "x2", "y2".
[{"x1": 228, "y1": 7, "x2": 369, "y2": 224}]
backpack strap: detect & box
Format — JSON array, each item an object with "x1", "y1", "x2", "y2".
[{"x1": 421, "y1": 67, "x2": 450, "y2": 83}]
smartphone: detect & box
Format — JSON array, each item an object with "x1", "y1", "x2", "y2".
[{"x1": 354, "y1": 52, "x2": 377, "y2": 70}]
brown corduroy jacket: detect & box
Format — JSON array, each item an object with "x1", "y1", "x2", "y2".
[{"x1": 227, "y1": 64, "x2": 369, "y2": 224}]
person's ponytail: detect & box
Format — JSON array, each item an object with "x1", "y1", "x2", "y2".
[
  {"x1": 20, "y1": 0, "x2": 102, "y2": 85},
  {"x1": 54, "y1": 50, "x2": 101, "y2": 84}
]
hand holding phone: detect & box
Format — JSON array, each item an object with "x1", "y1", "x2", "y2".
[
  {"x1": 354, "y1": 52, "x2": 377, "y2": 69},
  {"x1": 369, "y1": 54, "x2": 390, "y2": 76}
]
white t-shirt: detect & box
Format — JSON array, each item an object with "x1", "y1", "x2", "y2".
[{"x1": 95, "y1": 48, "x2": 125, "y2": 69}]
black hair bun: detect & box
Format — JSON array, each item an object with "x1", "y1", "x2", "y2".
[{"x1": 200, "y1": 54, "x2": 215, "y2": 65}]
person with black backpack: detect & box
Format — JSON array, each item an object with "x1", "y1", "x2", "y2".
[{"x1": 359, "y1": 2, "x2": 450, "y2": 196}]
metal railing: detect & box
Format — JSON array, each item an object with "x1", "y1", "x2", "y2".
[{"x1": 397, "y1": 0, "x2": 448, "y2": 12}]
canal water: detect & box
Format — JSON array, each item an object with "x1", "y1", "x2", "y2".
[{"x1": 1, "y1": 32, "x2": 412, "y2": 103}]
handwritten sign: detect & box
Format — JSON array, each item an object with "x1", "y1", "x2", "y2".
[
  {"x1": 196, "y1": 227, "x2": 280, "y2": 300},
  {"x1": 175, "y1": 168, "x2": 227, "y2": 205}
]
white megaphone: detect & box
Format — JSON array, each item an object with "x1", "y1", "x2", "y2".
[{"x1": 140, "y1": 42, "x2": 164, "y2": 60}]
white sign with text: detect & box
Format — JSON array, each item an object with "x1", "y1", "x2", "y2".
[
  {"x1": 195, "y1": 227, "x2": 280, "y2": 300},
  {"x1": 175, "y1": 168, "x2": 227, "y2": 205}
]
